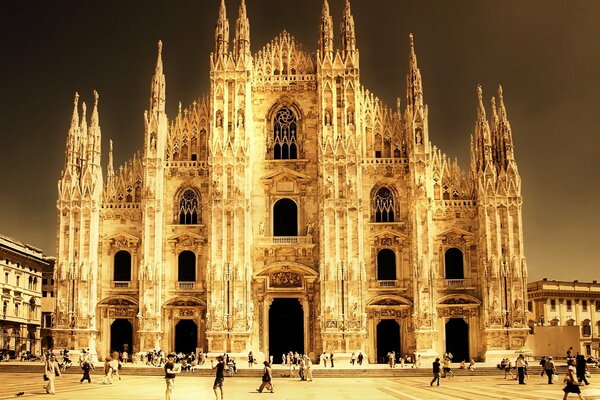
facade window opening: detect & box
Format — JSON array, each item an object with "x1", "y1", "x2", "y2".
[
  {"x1": 444, "y1": 248, "x2": 464, "y2": 279},
  {"x1": 550, "y1": 299, "x2": 556, "y2": 311},
  {"x1": 374, "y1": 187, "x2": 395, "y2": 222},
  {"x1": 178, "y1": 251, "x2": 196, "y2": 282},
  {"x1": 179, "y1": 189, "x2": 199, "y2": 224},
  {"x1": 273, "y1": 198, "x2": 298, "y2": 236},
  {"x1": 114, "y1": 250, "x2": 132, "y2": 282},
  {"x1": 377, "y1": 249, "x2": 396, "y2": 280},
  {"x1": 566, "y1": 300, "x2": 572, "y2": 311},
  {"x1": 273, "y1": 107, "x2": 298, "y2": 160}
]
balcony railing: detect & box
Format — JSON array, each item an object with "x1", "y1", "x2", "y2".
[
  {"x1": 178, "y1": 282, "x2": 195, "y2": 290},
  {"x1": 261, "y1": 236, "x2": 313, "y2": 245},
  {"x1": 113, "y1": 281, "x2": 130, "y2": 288},
  {"x1": 378, "y1": 280, "x2": 398, "y2": 287},
  {"x1": 369, "y1": 279, "x2": 409, "y2": 290},
  {"x1": 443, "y1": 279, "x2": 475, "y2": 289}
]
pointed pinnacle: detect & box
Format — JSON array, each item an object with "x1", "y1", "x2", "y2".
[
  {"x1": 239, "y1": 0, "x2": 246, "y2": 15},
  {"x1": 219, "y1": 0, "x2": 227, "y2": 18},
  {"x1": 71, "y1": 92, "x2": 80, "y2": 127},
  {"x1": 322, "y1": 0, "x2": 330, "y2": 14}
]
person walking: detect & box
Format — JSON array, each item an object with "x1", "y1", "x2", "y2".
[
  {"x1": 539, "y1": 356, "x2": 547, "y2": 377},
  {"x1": 576, "y1": 354, "x2": 590, "y2": 385},
  {"x1": 430, "y1": 358, "x2": 441, "y2": 386},
  {"x1": 442, "y1": 357, "x2": 454, "y2": 378},
  {"x1": 212, "y1": 355, "x2": 225, "y2": 400},
  {"x1": 164, "y1": 353, "x2": 181, "y2": 400},
  {"x1": 516, "y1": 354, "x2": 528, "y2": 384},
  {"x1": 80, "y1": 357, "x2": 94, "y2": 383},
  {"x1": 503, "y1": 358, "x2": 514, "y2": 379},
  {"x1": 357, "y1": 352, "x2": 363, "y2": 366},
  {"x1": 305, "y1": 355, "x2": 313, "y2": 382},
  {"x1": 257, "y1": 361, "x2": 274, "y2": 393},
  {"x1": 351, "y1": 352, "x2": 356, "y2": 366},
  {"x1": 544, "y1": 357, "x2": 556, "y2": 384},
  {"x1": 102, "y1": 357, "x2": 113, "y2": 384},
  {"x1": 330, "y1": 352, "x2": 334, "y2": 368},
  {"x1": 44, "y1": 354, "x2": 61, "y2": 395},
  {"x1": 110, "y1": 352, "x2": 122, "y2": 381},
  {"x1": 248, "y1": 351, "x2": 254, "y2": 368},
  {"x1": 563, "y1": 359, "x2": 586, "y2": 400}
]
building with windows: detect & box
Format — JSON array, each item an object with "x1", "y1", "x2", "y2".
[
  {"x1": 53, "y1": 0, "x2": 529, "y2": 362},
  {"x1": 527, "y1": 279, "x2": 600, "y2": 358},
  {"x1": 0, "y1": 234, "x2": 51, "y2": 357}
]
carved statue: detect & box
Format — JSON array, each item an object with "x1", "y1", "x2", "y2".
[
  {"x1": 305, "y1": 221, "x2": 314, "y2": 236},
  {"x1": 258, "y1": 221, "x2": 265, "y2": 236}
]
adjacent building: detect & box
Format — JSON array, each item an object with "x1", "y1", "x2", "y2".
[
  {"x1": 527, "y1": 279, "x2": 600, "y2": 358},
  {"x1": 0, "y1": 234, "x2": 51, "y2": 356},
  {"x1": 53, "y1": 0, "x2": 529, "y2": 362}
]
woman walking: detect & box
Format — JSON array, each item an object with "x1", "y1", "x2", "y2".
[
  {"x1": 257, "y1": 361, "x2": 274, "y2": 393},
  {"x1": 44, "y1": 354, "x2": 61, "y2": 394},
  {"x1": 563, "y1": 359, "x2": 586, "y2": 400}
]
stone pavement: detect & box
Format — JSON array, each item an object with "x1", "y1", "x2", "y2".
[{"x1": 1, "y1": 372, "x2": 600, "y2": 400}]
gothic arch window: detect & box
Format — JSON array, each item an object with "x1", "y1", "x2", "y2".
[
  {"x1": 273, "y1": 107, "x2": 298, "y2": 160},
  {"x1": 179, "y1": 189, "x2": 199, "y2": 225},
  {"x1": 374, "y1": 187, "x2": 395, "y2": 222},
  {"x1": 178, "y1": 251, "x2": 196, "y2": 282},
  {"x1": 444, "y1": 248, "x2": 464, "y2": 279},
  {"x1": 273, "y1": 198, "x2": 298, "y2": 236},
  {"x1": 114, "y1": 250, "x2": 132, "y2": 282},
  {"x1": 377, "y1": 249, "x2": 396, "y2": 280}
]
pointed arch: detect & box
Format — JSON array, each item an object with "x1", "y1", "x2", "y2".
[
  {"x1": 175, "y1": 186, "x2": 201, "y2": 225},
  {"x1": 371, "y1": 185, "x2": 398, "y2": 222}
]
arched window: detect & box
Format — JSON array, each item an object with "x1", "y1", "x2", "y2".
[
  {"x1": 114, "y1": 250, "x2": 132, "y2": 282},
  {"x1": 178, "y1": 251, "x2": 196, "y2": 282},
  {"x1": 444, "y1": 248, "x2": 464, "y2": 279},
  {"x1": 273, "y1": 107, "x2": 298, "y2": 160},
  {"x1": 273, "y1": 199, "x2": 298, "y2": 236},
  {"x1": 179, "y1": 189, "x2": 199, "y2": 224},
  {"x1": 374, "y1": 187, "x2": 395, "y2": 222},
  {"x1": 377, "y1": 249, "x2": 396, "y2": 280}
]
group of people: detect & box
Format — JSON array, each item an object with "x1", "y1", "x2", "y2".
[{"x1": 385, "y1": 351, "x2": 420, "y2": 368}]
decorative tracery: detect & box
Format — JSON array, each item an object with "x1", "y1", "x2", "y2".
[
  {"x1": 374, "y1": 187, "x2": 395, "y2": 222},
  {"x1": 273, "y1": 107, "x2": 298, "y2": 160},
  {"x1": 179, "y1": 189, "x2": 199, "y2": 224}
]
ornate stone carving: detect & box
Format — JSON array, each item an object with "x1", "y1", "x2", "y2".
[{"x1": 269, "y1": 271, "x2": 302, "y2": 288}]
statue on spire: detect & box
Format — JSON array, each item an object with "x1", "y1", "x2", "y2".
[
  {"x1": 319, "y1": 0, "x2": 334, "y2": 60},
  {"x1": 214, "y1": 0, "x2": 230, "y2": 63},
  {"x1": 340, "y1": 0, "x2": 356, "y2": 57}
]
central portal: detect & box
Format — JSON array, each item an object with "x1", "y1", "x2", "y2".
[
  {"x1": 269, "y1": 298, "x2": 304, "y2": 362},
  {"x1": 175, "y1": 319, "x2": 198, "y2": 354}
]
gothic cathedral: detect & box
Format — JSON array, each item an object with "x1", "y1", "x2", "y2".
[{"x1": 53, "y1": 0, "x2": 529, "y2": 363}]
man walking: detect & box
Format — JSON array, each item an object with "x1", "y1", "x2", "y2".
[
  {"x1": 80, "y1": 357, "x2": 94, "y2": 383},
  {"x1": 430, "y1": 358, "x2": 441, "y2": 386},
  {"x1": 212, "y1": 355, "x2": 225, "y2": 400},
  {"x1": 544, "y1": 357, "x2": 556, "y2": 384}
]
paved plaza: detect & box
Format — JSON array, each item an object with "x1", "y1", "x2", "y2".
[{"x1": 0, "y1": 372, "x2": 600, "y2": 400}]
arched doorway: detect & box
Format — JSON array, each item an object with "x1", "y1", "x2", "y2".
[
  {"x1": 175, "y1": 320, "x2": 198, "y2": 354},
  {"x1": 376, "y1": 319, "x2": 400, "y2": 364},
  {"x1": 445, "y1": 318, "x2": 469, "y2": 362},
  {"x1": 110, "y1": 319, "x2": 133, "y2": 354},
  {"x1": 273, "y1": 199, "x2": 298, "y2": 236},
  {"x1": 269, "y1": 298, "x2": 303, "y2": 362},
  {"x1": 41, "y1": 335, "x2": 54, "y2": 351}
]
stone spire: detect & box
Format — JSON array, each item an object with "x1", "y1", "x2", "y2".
[
  {"x1": 107, "y1": 139, "x2": 114, "y2": 180},
  {"x1": 88, "y1": 90, "x2": 102, "y2": 169},
  {"x1": 214, "y1": 0, "x2": 230, "y2": 62},
  {"x1": 65, "y1": 92, "x2": 80, "y2": 170},
  {"x1": 406, "y1": 33, "x2": 424, "y2": 111},
  {"x1": 319, "y1": 0, "x2": 334, "y2": 60},
  {"x1": 150, "y1": 40, "x2": 165, "y2": 114},
  {"x1": 233, "y1": 0, "x2": 250, "y2": 62},
  {"x1": 340, "y1": 0, "x2": 356, "y2": 57},
  {"x1": 496, "y1": 85, "x2": 515, "y2": 163},
  {"x1": 472, "y1": 85, "x2": 493, "y2": 173}
]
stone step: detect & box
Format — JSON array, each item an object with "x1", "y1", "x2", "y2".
[{"x1": 2, "y1": 362, "x2": 599, "y2": 378}]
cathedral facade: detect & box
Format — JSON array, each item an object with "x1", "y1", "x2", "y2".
[{"x1": 53, "y1": 0, "x2": 529, "y2": 363}]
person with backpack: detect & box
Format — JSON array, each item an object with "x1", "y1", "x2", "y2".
[
  {"x1": 544, "y1": 357, "x2": 556, "y2": 384},
  {"x1": 80, "y1": 357, "x2": 94, "y2": 383},
  {"x1": 256, "y1": 361, "x2": 274, "y2": 393}
]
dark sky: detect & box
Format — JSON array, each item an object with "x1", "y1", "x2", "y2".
[{"x1": 1, "y1": 1, "x2": 599, "y2": 281}]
